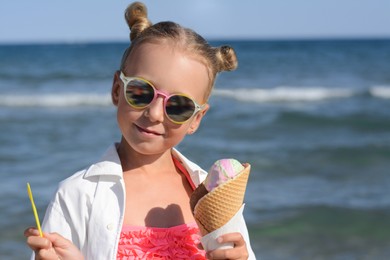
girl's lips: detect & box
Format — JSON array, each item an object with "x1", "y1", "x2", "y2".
[{"x1": 135, "y1": 124, "x2": 162, "y2": 136}]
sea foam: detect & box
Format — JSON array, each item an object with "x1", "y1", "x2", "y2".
[
  {"x1": 0, "y1": 86, "x2": 388, "y2": 107},
  {"x1": 0, "y1": 93, "x2": 112, "y2": 107},
  {"x1": 213, "y1": 87, "x2": 355, "y2": 102},
  {"x1": 369, "y1": 86, "x2": 390, "y2": 99}
]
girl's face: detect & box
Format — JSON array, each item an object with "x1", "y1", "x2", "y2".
[{"x1": 112, "y1": 42, "x2": 210, "y2": 156}]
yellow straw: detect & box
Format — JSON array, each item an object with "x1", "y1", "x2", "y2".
[{"x1": 27, "y1": 183, "x2": 43, "y2": 237}]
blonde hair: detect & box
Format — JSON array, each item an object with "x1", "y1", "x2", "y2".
[{"x1": 120, "y1": 2, "x2": 238, "y2": 100}]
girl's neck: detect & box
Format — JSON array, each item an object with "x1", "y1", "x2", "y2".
[{"x1": 117, "y1": 139, "x2": 176, "y2": 176}]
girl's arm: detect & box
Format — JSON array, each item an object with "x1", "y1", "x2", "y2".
[{"x1": 25, "y1": 227, "x2": 84, "y2": 260}]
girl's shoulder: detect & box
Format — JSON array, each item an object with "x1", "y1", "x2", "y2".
[
  {"x1": 171, "y1": 148, "x2": 208, "y2": 186},
  {"x1": 54, "y1": 144, "x2": 123, "y2": 199}
]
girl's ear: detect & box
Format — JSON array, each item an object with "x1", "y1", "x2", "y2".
[
  {"x1": 111, "y1": 71, "x2": 121, "y2": 106},
  {"x1": 187, "y1": 104, "x2": 209, "y2": 135}
]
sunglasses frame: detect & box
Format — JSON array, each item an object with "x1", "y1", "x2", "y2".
[{"x1": 119, "y1": 71, "x2": 205, "y2": 124}]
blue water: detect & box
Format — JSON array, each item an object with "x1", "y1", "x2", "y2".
[{"x1": 1, "y1": 39, "x2": 390, "y2": 259}]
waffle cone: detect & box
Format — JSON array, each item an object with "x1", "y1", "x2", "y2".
[{"x1": 192, "y1": 163, "x2": 251, "y2": 235}]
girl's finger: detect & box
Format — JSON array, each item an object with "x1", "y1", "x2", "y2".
[
  {"x1": 45, "y1": 232, "x2": 72, "y2": 247},
  {"x1": 26, "y1": 236, "x2": 52, "y2": 251},
  {"x1": 218, "y1": 232, "x2": 245, "y2": 246},
  {"x1": 24, "y1": 227, "x2": 40, "y2": 237},
  {"x1": 36, "y1": 248, "x2": 60, "y2": 260},
  {"x1": 207, "y1": 248, "x2": 241, "y2": 260},
  {"x1": 207, "y1": 233, "x2": 248, "y2": 259}
]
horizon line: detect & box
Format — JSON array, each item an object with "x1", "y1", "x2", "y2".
[{"x1": 1, "y1": 36, "x2": 390, "y2": 46}]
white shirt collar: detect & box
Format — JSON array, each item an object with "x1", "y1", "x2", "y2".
[{"x1": 83, "y1": 144, "x2": 207, "y2": 185}]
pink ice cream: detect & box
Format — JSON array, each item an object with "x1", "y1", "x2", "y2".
[
  {"x1": 189, "y1": 157, "x2": 251, "y2": 244},
  {"x1": 204, "y1": 159, "x2": 245, "y2": 192}
]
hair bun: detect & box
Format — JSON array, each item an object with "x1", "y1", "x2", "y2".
[
  {"x1": 215, "y1": 45, "x2": 238, "y2": 72},
  {"x1": 124, "y1": 2, "x2": 152, "y2": 41}
]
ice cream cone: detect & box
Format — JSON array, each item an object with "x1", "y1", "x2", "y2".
[{"x1": 191, "y1": 163, "x2": 251, "y2": 235}]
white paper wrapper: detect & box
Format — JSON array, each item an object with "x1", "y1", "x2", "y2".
[{"x1": 200, "y1": 204, "x2": 245, "y2": 251}]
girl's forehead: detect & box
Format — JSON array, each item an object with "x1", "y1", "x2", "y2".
[
  {"x1": 126, "y1": 42, "x2": 212, "y2": 81},
  {"x1": 124, "y1": 42, "x2": 211, "y2": 101},
  {"x1": 127, "y1": 43, "x2": 206, "y2": 73}
]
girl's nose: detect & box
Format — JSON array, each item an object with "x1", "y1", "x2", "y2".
[{"x1": 144, "y1": 96, "x2": 165, "y2": 123}]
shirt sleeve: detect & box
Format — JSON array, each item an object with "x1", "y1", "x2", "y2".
[{"x1": 30, "y1": 193, "x2": 75, "y2": 260}]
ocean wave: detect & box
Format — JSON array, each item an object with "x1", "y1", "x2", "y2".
[
  {"x1": 213, "y1": 86, "x2": 390, "y2": 102},
  {"x1": 1, "y1": 86, "x2": 389, "y2": 107},
  {"x1": 369, "y1": 86, "x2": 390, "y2": 99},
  {"x1": 213, "y1": 86, "x2": 355, "y2": 102},
  {"x1": 248, "y1": 176, "x2": 390, "y2": 211},
  {"x1": 0, "y1": 93, "x2": 112, "y2": 107},
  {"x1": 0, "y1": 72, "x2": 111, "y2": 82}
]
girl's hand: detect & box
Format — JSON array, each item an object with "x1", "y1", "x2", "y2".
[
  {"x1": 206, "y1": 232, "x2": 249, "y2": 260},
  {"x1": 24, "y1": 227, "x2": 84, "y2": 260}
]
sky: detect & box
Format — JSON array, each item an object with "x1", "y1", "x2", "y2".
[{"x1": 1, "y1": 0, "x2": 390, "y2": 44}]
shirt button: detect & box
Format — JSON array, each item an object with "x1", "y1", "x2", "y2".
[{"x1": 106, "y1": 223, "x2": 114, "y2": 231}]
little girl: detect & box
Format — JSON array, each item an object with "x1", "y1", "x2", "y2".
[{"x1": 25, "y1": 2, "x2": 255, "y2": 259}]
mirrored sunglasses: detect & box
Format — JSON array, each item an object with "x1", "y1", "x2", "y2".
[{"x1": 120, "y1": 72, "x2": 205, "y2": 124}]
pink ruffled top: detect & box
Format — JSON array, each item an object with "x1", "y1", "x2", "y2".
[
  {"x1": 117, "y1": 222, "x2": 206, "y2": 259},
  {"x1": 117, "y1": 156, "x2": 205, "y2": 259}
]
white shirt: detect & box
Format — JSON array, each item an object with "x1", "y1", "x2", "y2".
[{"x1": 36, "y1": 144, "x2": 256, "y2": 259}]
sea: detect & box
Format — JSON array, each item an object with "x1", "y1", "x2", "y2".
[{"x1": 1, "y1": 39, "x2": 390, "y2": 259}]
